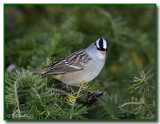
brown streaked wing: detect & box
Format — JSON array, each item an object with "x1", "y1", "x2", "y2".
[{"x1": 43, "y1": 50, "x2": 91, "y2": 75}]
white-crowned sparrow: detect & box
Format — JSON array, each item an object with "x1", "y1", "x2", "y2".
[{"x1": 28, "y1": 38, "x2": 109, "y2": 86}]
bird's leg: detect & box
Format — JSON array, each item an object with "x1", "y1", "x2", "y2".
[
  {"x1": 66, "y1": 84, "x2": 70, "y2": 91},
  {"x1": 66, "y1": 84, "x2": 74, "y2": 93},
  {"x1": 69, "y1": 85, "x2": 74, "y2": 93}
]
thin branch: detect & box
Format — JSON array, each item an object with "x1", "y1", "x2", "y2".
[
  {"x1": 69, "y1": 86, "x2": 82, "y2": 119},
  {"x1": 72, "y1": 86, "x2": 82, "y2": 108},
  {"x1": 47, "y1": 88, "x2": 68, "y2": 96},
  {"x1": 119, "y1": 93, "x2": 145, "y2": 112},
  {"x1": 14, "y1": 71, "x2": 24, "y2": 118},
  {"x1": 119, "y1": 92, "x2": 153, "y2": 118},
  {"x1": 14, "y1": 79, "x2": 21, "y2": 118},
  {"x1": 32, "y1": 87, "x2": 50, "y2": 116},
  {"x1": 55, "y1": 102, "x2": 66, "y2": 113},
  {"x1": 119, "y1": 101, "x2": 144, "y2": 111},
  {"x1": 32, "y1": 87, "x2": 44, "y2": 106}
]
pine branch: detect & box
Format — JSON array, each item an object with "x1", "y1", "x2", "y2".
[
  {"x1": 120, "y1": 69, "x2": 154, "y2": 118},
  {"x1": 119, "y1": 93, "x2": 145, "y2": 112}
]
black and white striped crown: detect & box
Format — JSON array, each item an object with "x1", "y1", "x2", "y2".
[{"x1": 94, "y1": 38, "x2": 109, "y2": 51}]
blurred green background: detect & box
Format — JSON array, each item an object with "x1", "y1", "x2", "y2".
[{"x1": 5, "y1": 5, "x2": 156, "y2": 119}]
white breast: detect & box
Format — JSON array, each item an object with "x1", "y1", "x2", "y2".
[
  {"x1": 83, "y1": 46, "x2": 106, "y2": 83},
  {"x1": 83, "y1": 58, "x2": 105, "y2": 83}
]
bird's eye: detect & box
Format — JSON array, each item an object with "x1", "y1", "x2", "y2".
[
  {"x1": 97, "y1": 47, "x2": 101, "y2": 50},
  {"x1": 97, "y1": 47, "x2": 106, "y2": 51}
]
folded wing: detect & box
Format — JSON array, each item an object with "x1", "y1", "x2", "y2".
[{"x1": 42, "y1": 50, "x2": 91, "y2": 75}]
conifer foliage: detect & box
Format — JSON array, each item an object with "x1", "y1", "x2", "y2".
[{"x1": 5, "y1": 5, "x2": 156, "y2": 120}]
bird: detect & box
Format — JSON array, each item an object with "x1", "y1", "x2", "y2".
[{"x1": 27, "y1": 38, "x2": 109, "y2": 87}]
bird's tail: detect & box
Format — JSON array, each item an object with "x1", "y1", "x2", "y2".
[{"x1": 26, "y1": 69, "x2": 45, "y2": 74}]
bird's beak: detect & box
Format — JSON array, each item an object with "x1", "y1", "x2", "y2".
[{"x1": 101, "y1": 50, "x2": 106, "y2": 55}]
